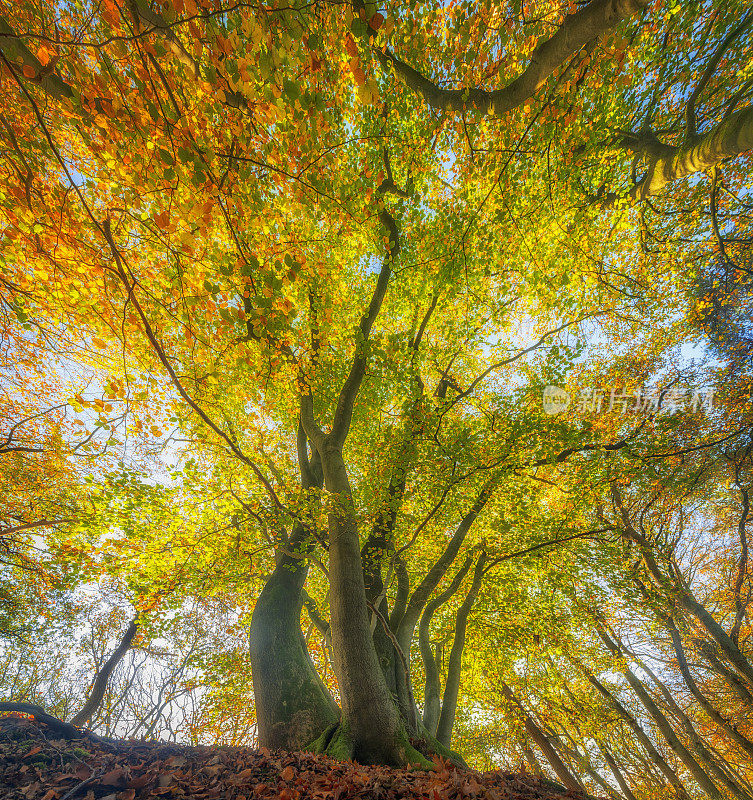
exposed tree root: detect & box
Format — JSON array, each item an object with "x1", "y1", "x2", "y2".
[
  {"x1": 308, "y1": 720, "x2": 452, "y2": 769},
  {"x1": 0, "y1": 702, "x2": 116, "y2": 749}
]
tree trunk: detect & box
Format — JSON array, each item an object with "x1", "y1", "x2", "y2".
[
  {"x1": 436, "y1": 551, "x2": 485, "y2": 747},
  {"x1": 661, "y1": 614, "x2": 753, "y2": 762},
  {"x1": 597, "y1": 628, "x2": 724, "y2": 799},
  {"x1": 71, "y1": 615, "x2": 139, "y2": 727},
  {"x1": 598, "y1": 740, "x2": 639, "y2": 800},
  {"x1": 521, "y1": 740, "x2": 544, "y2": 777},
  {"x1": 625, "y1": 640, "x2": 753, "y2": 800},
  {"x1": 574, "y1": 660, "x2": 690, "y2": 799},
  {"x1": 419, "y1": 555, "x2": 474, "y2": 735},
  {"x1": 498, "y1": 681, "x2": 584, "y2": 793},
  {"x1": 680, "y1": 593, "x2": 753, "y2": 693},
  {"x1": 319, "y1": 446, "x2": 423, "y2": 765},
  {"x1": 694, "y1": 637, "x2": 753, "y2": 707},
  {"x1": 248, "y1": 528, "x2": 340, "y2": 750},
  {"x1": 611, "y1": 487, "x2": 753, "y2": 692}
]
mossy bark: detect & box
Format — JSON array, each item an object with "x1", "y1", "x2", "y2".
[
  {"x1": 307, "y1": 719, "x2": 434, "y2": 768},
  {"x1": 249, "y1": 535, "x2": 339, "y2": 750}
]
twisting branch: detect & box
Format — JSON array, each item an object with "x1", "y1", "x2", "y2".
[
  {"x1": 731, "y1": 483, "x2": 751, "y2": 646},
  {"x1": 328, "y1": 148, "x2": 407, "y2": 450},
  {"x1": 686, "y1": 12, "x2": 753, "y2": 138},
  {"x1": 375, "y1": 0, "x2": 647, "y2": 117},
  {"x1": 607, "y1": 106, "x2": 753, "y2": 202}
]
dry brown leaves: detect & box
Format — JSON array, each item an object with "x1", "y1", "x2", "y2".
[{"x1": 0, "y1": 714, "x2": 596, "y2": 800}]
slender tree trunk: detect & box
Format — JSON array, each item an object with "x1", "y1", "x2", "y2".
[
  {"x1": 597, "y1": 628, "x2": 724, "y2": 799},
  {"x1": 553, "y1": 733, "x2": 624, "y2": 800},
  {"x1": 436, "y1": 551, "x2": 486, "y2": 747},
  {"x1": 694, "y1": 637, "x2": 753, "y2": 707},
  {"x1": 626, "y1": 641, "x2": 753, "y2": 800},
  {"x1": 680, "y1": 593, "x2": 753, "y2": 693},
  {"x1": 498, "y1": 681, "x2": 584, "y2": 793},
  {"x1": 574, "y1": 658, "x2": 690, "y2": 799},
  {"x1": 521, "y1": 740, "x2": 544, "y2": 777},
  {"x1": 661, "y1": 614, "x2": 753, "y2": 762},
  {"x1": 598, "y1": 741, "x2": 639, "y2": 800},
  {"x1": 611, "y1": 487, "x2": 753, "y2": 692},
  {"x1": 71, "y1": 615, "x2": 139, "y2": 727},
  {"x1": 419, "y1": 555, "x2": 473, "y2": 735}
]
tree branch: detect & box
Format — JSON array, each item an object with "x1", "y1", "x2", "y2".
[{"x1": 375, "y1": 0, "x2": 647, "y2": 117}]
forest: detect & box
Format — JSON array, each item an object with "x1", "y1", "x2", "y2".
[{"x1": 1, "y1": 0, "x2": 753, "y2": 798}]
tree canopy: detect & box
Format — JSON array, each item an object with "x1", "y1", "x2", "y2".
[{"x1": 1, "y1": 0, "x2": 753, "y2": 797}]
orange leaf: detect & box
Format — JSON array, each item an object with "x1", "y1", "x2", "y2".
[
  {"x1": 345, "y1": 36, "x2": 358, "y2": 57},
  {"x1": 101, "y1": 767, "x2": 125, "y2": 786},
  {"x1": 369, "y1": 13, "x2": 384, "y2": 31},
  {"x1": 352, "y1": 68, "x2": 366, "y2": 86},
  {"x1": 36, "y1": 47, "x2": 51, "y2": 67},
  {"x1": 22, "y1": 65, "x2": 36, "y2": 79}
]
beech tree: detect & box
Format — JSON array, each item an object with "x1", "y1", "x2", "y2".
[{"x1": 1, "y1": 0, "x2": 752, "y2": 775}]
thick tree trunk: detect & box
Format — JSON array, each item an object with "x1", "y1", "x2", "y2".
[
  {"x1": 248, "y1": 530, "x2": 340, "y2": 750},
  {"x1": 71, "y1": 615, "x2": 139, "y2": 728},
  {"x1": 249, "y1": 422, "x2": 340, "y2": 751},
  {"x1": 319, "y1": 446, "x2": 421, "y2": 765}
]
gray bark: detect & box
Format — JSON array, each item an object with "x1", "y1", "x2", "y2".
[
  {"x1": 436, "y1": 551, "x2": 486, "y2": 747},
  {"x1": 71, "y1": 616, "x2": 139, "y2": 728}
]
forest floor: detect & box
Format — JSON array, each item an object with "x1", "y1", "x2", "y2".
[{"x1": 0, "y1": 714, "x2": 598, "y2": 800}]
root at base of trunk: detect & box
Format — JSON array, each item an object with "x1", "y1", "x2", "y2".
[{"x1": 307, "y1": 721, "x2": 462, "y2": 769}]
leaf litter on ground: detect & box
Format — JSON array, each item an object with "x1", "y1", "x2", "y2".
[{"x1": 0, "y1": 713, "x2": 602, "y2": 800}]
